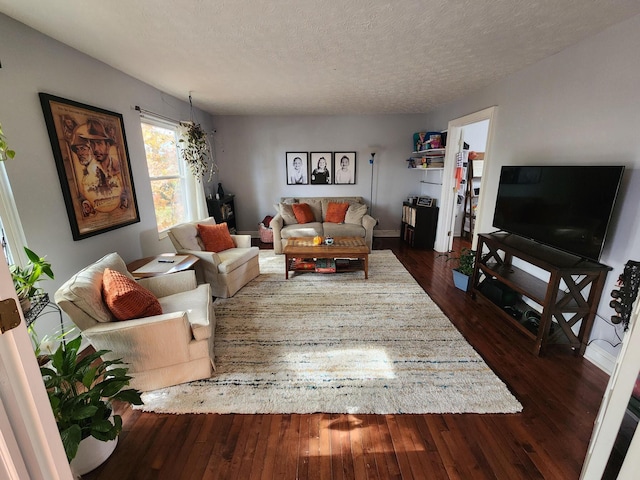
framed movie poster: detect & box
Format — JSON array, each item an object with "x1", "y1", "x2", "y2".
[
  {"x1": 286, "y1": 152, "x2": 309, "y2": 185},
  {"x1": 309, "y1": 152, "x2": 332, "y2": 185},
  {"x1": 333, "y1": 151, "x2": 356, "y2": 184},
  {"x1": 39, "y1": 93, "x2": 139, "y2": 240}
]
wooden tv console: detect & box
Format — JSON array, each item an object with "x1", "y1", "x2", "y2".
[{"x1": 471, "y1": 232, "x2": 612, "y2": 356}]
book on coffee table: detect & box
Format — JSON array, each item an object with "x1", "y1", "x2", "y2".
[{"x1": 315, "y1": 258, "x2": 336, "y2": 273}]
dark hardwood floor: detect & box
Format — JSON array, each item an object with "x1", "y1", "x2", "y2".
[{"x1": 84, "y1": 237, "x2": 609, "y2": 479}]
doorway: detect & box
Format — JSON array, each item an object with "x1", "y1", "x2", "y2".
[{"x1": 434, "y1": 106, "x2": 497, "y2": 253}]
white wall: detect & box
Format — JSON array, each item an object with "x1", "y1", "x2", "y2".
[
  {"x1": 0, "y1": 14, "x2": 213, "y2": 337},
  {"x1": 425, "y1": 14, "x2": 640, "y2": 362},
  {"x1": 211, "y1": 114, "x2": 427, "y2": 234},
  {"x1": 3, "y1": 11, "x2": 640, "y2": 363}
]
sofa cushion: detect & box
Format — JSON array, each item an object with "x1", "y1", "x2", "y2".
[
  {"x1": 345, "y1": 203, "x2": 368, "y2": 224},
  {"x1": 277, "y1": 203, "x2": 298, "y2": 225},
  {"x1": 170, "y1": 217, "x2": 216, "y2": 251},
  {"x1": 198, "y1": 223, "x2": 235, "y2": 252},
  {"x1": 102, "y1": 268, "x2": 163, "y2": 321},
  {"x1": 56, "y1": 252, "x2": 134, "y2": 323},
  {"x1": 323, "y1": 222, "x2": 366, "y2": 238},
  {"x1": 280, "y1": 223, "x2": 324, "y2": 239},
  {"x1": 325, "y1": 202, "x2": 349, "y2": 223},
  {"x1": 292, "y1": 203, "x2": 315, "y2": 224},
  {"x1": 304, "y1": 199, "x2": 323, "y2": 222}
]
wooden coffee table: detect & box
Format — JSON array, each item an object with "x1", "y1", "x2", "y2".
[
  {"x1": 126, "y1": 253, "x2": 200, "y2": 279},
  {"x1": 283, "y1": 236, "x2": 369, "y2": 279}
]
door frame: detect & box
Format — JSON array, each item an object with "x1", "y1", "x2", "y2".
[
  {"x1": 581, "y1": 295, "x2": 640, "y2": 479},
  {"x1": 0, "y1": 256, "x2": 73, "y2": 479},
  {"x1": 434, "y1": 106, "x2": 497, "y2": 252}
]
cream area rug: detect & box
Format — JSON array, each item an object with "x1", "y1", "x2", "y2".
[{"x1": 139, "y1": 250, "x2": 522, "y2": 414}]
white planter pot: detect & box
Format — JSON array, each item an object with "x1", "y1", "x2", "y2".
[{"x1": 70, "y1": 434, "x2": 118, "y2": 475}]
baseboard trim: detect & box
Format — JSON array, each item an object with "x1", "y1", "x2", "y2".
[
  {"x1": 374, "y1": 230, "x2": 400, "y2": 238},
  {"x1": 584, "y1": 343, "x2": 616, "y2": 375}
]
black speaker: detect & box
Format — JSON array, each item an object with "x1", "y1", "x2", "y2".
[{"x1": 478, "y1": 278, "x2": 519, "y2": 307}]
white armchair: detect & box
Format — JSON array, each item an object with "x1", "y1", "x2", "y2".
[
  {"x1": 167, "y1": 217, "x2": 260, "y2": 298},
  {"x1": 54, "y1": 252, "x2": 215, "y2": 392}
]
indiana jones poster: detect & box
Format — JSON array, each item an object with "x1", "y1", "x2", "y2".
[{"x1": 39, "y1": 93, "x2": 139, "y2": 240}]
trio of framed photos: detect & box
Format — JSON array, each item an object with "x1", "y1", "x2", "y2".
[{"x1": 286, "y1": 151, "x2": 356, "y2": 185}]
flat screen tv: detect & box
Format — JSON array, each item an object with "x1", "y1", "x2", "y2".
[{"x1": 493, "y1": 165, "x2": 624, "y2": 262}]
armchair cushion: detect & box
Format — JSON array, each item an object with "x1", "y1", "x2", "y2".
[
  {"x1": 56, "y1": 252, "x2": 133, "y2": 323},
  {"x1": 168, "y1": 216, "x2": 216, "y2": 251},
  {"x1": 102, "y1": 268, "x2": 162, "y2": 321},
  {"x1": 197, "y1": 222, "x2": 235, "y2": 252}
]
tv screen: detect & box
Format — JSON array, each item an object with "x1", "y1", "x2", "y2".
[{"x1": 493, "y1": 165, "x2": 624, "y2": 262}]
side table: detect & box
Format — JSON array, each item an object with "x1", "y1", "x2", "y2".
[{"x1": 126, "y1": 253, "x2": 200, "y2": 279}]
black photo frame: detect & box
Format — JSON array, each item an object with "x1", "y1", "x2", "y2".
[
  {"x1": 417, "y1": 196, "x2": 434, "y2": 207},
  {"x1": 309, "y1": 152, "x2": 332, "y2": 185},
  {"x1": 286, "y1": 152, "x2": 309, "y2": 185},
  {"x1": 333, "y1": 151, "x2": 356, "y2": 184},
  {"x1": 39, "y1": 93, "x2": 140, "y2": 240}
]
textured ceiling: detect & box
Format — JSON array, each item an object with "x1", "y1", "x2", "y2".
[{"x1": 2, "y1": 0, "x2": 640, "y2": 116}]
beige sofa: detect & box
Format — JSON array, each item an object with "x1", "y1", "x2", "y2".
[
  {"x1": 271, "y1": 196, "x2": 376, "y2": 254},
  {"x1": 55, "y1": 252, "x2": 215, "y2": 392}
]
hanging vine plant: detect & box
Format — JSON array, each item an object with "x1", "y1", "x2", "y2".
[
  {"x1": 178, "y1": 121, "x2": 214, "y2": 181},
  {"x1": 0, "y1": 122, "x2": 16, "y2": 161}
]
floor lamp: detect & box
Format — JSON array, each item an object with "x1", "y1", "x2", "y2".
[{"x1": 369, "y1": 153, "x2": 376, "y2": 217}]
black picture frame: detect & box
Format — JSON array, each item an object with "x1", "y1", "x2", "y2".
[
  {"x1": 39, "y1": 93, "x2": 140, "y2": 240},
  {"x1": 417, "y1": 196, "x2": 434, "y2": 207},
  {"x1": 309, "y1": 152, "x2": 332, "y2": 185},
  {"x1": 333, "y1": 151, "x2": 356, "y2": 184},
  {"x1": 286, "y1": 152, "x2": 309, "y2": 185}
]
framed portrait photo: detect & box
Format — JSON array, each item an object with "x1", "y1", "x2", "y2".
[
  {"x1": 309, "y1": 152, "x2": 332, "y2": 185},
  {"x1": 39, "y1": 93, "x2": 140, "y2": 240},
  {"x1": 286, "y1": 152, "x2": 309, "y2": 185},
  {"x1": 417, "y1": 196, "x2": 434, "y2": 207},
  {"x1": 333, "y1": 151, "x2": 356, "y2": 184}
]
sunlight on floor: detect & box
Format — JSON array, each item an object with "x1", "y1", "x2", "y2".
[{"x1": 284, "y1": 348, "x2": 396, "y2": 380}]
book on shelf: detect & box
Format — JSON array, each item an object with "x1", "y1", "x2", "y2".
[
  {"x1": 293, "y1": 258, "x2": 316, "y2": 270},
  {"x1": 315, "y1": 258, "x2": 336, "y2": 273}
]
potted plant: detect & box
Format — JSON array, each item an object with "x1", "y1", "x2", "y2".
[
  {"x1": 0, "y1": 122, "x2": 16, "y2": 161},
  {"x1": 40, "y1": 335, "x2": 143, "y2": 473},
  {"x1": 9, "y1": 247, "x2": 54, "y2": 311},
  {"x1": 178, "y1": 121, "x2": 216, "y2": 181},
  {"x1": 443, "y1": 247, "x2": 476, "y2": 292}
]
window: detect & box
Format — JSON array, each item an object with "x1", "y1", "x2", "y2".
[{"x1": 141, "y1": 120, "x2": 189, "y2": 232}]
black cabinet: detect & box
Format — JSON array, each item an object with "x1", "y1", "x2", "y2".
[
  {"x1": 206, "y1": 195, "x2": 237, "y2": 233},
  {"x1": 401, "y1": 202, "x2": 438, "y2": 249}
]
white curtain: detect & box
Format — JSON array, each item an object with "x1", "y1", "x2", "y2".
[{"x1": 185, "y1": 169, "x2": 208, "y2": 221}]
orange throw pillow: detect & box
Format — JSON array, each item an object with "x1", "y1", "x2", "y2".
[
  {"x1": 292, "y1": 203, "x2": 315, "y2": 224},
  {"x1": 197, "y1": 223, "x2": 235, "y2": 252},
  {"x1": 102, "y1": 268, "x2": 162, "y2": 321},
  {"x1": 325, "y1": 202, "x2": 349, "y2": 223}
]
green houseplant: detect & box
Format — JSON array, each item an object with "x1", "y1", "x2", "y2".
[
  {"x1": 178, "y1": 121, "x2": 215, "y2": 181},
  {"x1": 443, "y1": 247, "x2": 476, "y2": 291},
  {"x1": 0, "y1": 122, "x2": 16, "y2": 161},
  {"x1": 40, "y1": 335, "x2": 143, "y2": 467},
  {"x1": 9, "y1": 247, "x2": 54, "y2": 311}
]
